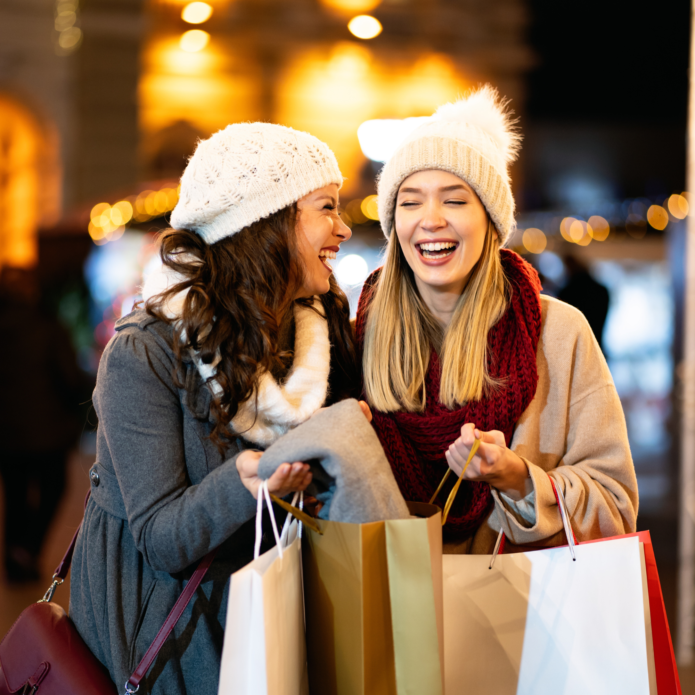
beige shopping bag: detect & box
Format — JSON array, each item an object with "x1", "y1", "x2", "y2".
[
  {"x1": 301, "y1": 501, "x2": 443, "y2": 695},
  {"x1": 443, "y1": 536, "x2": 657, "y2": 695}
]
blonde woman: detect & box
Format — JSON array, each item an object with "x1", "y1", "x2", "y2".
[{"x1": 356, "y1": 87, "x2": 638, "y2": 552}]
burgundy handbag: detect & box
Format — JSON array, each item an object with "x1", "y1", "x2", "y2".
[{"x1": 0, "y1": 493, "x2": 216, "y2": 695}]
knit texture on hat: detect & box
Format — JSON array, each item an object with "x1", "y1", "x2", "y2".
[
  {"x1": 171, "y1": 122, "x2": 343, "y2": 245},
  {"x1": 377, "y1": 85, "x2": 521, "y2": 245}
]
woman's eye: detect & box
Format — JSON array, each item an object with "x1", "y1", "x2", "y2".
[
  {"x1": 399, "y1": 201, "x2": 419, "y2": 207},
  {"x1": 446, "y1": 200, "x2": 466, "y2": 205}
]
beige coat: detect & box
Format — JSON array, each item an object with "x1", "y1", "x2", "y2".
[{"x1": 447, "y1": 294, "x2": 638, "y2": 554}]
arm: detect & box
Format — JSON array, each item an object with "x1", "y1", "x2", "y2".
[
  {"x1": 447, "y1": 300, "x2": 638, "y2": 545},
  {"x1": 97, "y1": 329, "x2": 310, "y2": 573}
]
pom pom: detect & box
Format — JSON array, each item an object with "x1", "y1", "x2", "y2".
[{"x1": 434, "y1": 85, "x2": 522, "y2": 164}]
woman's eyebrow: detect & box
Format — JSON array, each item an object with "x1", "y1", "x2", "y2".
[
  {"x1": 398, "y1": 184, "x2": 468, "y2": 194},
  {"x1": 314, "y1": 195, "x2": 337, "y2": 206}
]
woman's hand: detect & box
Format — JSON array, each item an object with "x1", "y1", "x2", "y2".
[
  {"x1": 358, "y1": 400, "x2": 373, "y2": 422},
  {"x1": 445, "y1": 423, "x2": 531, "y2": 500},
  {"x1": 236, "y1": 450, "x2": 313, "y2": 500}
]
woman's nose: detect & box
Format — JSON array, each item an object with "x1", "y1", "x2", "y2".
[
  {"x1": 336, "y1": 216, "x2": 352, "y2": 241},
  {"x1": 420, "y1": 201, "x2": 446, "y2": 231}
]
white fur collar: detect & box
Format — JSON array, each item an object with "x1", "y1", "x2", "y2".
[{"x1": 142, "y1": 259, "x2": 330, "y2": 446}]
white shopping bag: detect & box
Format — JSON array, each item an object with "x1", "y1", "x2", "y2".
[
  {"x1": 218, "y1": 485, "x2": 309, "y2": 695},
  {"x1": 443, "y1": 484, "x2": 656, "y2": 695}
]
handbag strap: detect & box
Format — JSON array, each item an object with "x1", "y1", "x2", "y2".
[
  {"x1": 125, "y1": 549, "x2": 216, "y2": 694},
  {"x1": 45, "y1": 490, "x2": 219, "y2": 695}
]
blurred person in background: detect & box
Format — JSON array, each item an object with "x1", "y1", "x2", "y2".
[
  {"x1": 558, "y1": 254, "x2": 610, "y2": 352},
  {"x1": 0, "y1": 266, "x2": 92, "y2": 583},
  {"x1": 69, "y1": 123, "x2": 362, "y2": 694},
  {"x1": 357, "y1": 87, "x2": 638, "y2": 553}
]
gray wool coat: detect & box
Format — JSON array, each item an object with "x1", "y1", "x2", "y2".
[{"x1": 69, "y1": 309, "x2": 264, "y2": 694}]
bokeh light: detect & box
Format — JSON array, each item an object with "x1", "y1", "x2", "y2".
[
  {"x1": 588, "y1": 215, "x2": 610, "y2": 241},
  {"x1": 181, "y1": 2, "x2": 213, "y2": 24},
  {"x1": 361, "y1": 195, "x2": 379, "y2": 220},
  {"x1": 522, "y1": 228, "x2": 547, "y2": 254},
  {"x1": 321, "y1": 0, "x2": 382, "y2": 11},
  {"x1": 647, "y1": 205, "x2": 669, "y2": 231},
  {"x1": 668, "y1": 194, "x2": 688, "y2": 219},
  {"x1": 346, "y1": 199, "x2": 369, "y2": 225},
  {"x1": 180, "y1": 29, "x2": 210, "y2": 52},
  {"x1": 348, "y1": 15, "x2": 382, "y2": 39},
  {"x1": 357, "y1": 117, "x2": 429, "y2": 163},
  {"x1": 335, "y1": 253, "x2": 370, "y2": 287},
  {"x1": 560, "y1": 217, "x2": 576, "y2": 243}
]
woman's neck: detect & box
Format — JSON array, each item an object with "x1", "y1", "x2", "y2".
[{"x1": 414, "y1": 277, "x2": 464, "y2": 327}]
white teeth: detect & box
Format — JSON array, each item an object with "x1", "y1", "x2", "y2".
[
  {"x1": 419, "y1": 242, "x2": 456, "y2": 252},
  {"x1": 319, "y1": 250, "x2": 337, "y2": 259}
]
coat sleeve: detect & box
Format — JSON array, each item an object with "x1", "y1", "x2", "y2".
[
  {"x1": 94, "y1": 327, "x2": 258, "y2": 573},
  {"x1": 490, "y1": 298, "x2": 638, "y2": 546}
]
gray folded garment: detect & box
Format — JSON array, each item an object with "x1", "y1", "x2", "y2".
[{"x1": 257, "y1": 399, "x2": 411, "y2": 523}]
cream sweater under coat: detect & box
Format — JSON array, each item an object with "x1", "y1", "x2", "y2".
[{"x1": 446, "y1": 294, "x2": 638, "y2": 554}]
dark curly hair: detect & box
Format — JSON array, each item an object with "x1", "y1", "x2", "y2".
[{"x1": 146, "y1": 204, "x2": 359, "y2": 454}]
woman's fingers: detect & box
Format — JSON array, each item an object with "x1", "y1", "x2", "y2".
[
  {"x1": 266, "y1": 461, "x2": 313, "y2": 497},
  {"x1": 358, "y1": 400, "x2": 373, "y2": 422}
]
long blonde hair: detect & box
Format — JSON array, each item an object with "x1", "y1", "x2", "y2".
[{"x1": 362, "y1": 222, "x2": 508, "y2": 412}]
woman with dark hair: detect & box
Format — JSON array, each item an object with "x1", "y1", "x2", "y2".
[{"x1": 69, "y1": 123, "x2": 360, "y2": 694}]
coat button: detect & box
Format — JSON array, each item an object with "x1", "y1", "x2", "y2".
[{"x1": 89, "y1": 468, "x2": 100, "y2": 486}]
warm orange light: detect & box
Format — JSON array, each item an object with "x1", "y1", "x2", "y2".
[
  {"x1": 182, "y1": 2, "x2": 213, "y2": 23},
  {"x1": 668, "y1": 194, "x2": 688, "y2": 219},
  {"x1": 587, "y1": 215, "x2": 610, "y2": 241},
  {"x1": 647, "y1": 205, "x2": 668, "y2": 230},
  {"x1": 361, "y1": 195, "x2": 379, "y2": 220},
  {"x1": 569, "y1": 219, "x2": 589, "y2": 244},
  {"x1": 522, "y1": 228, "x2": 547, "y2": 254},
  {"x1": 560, "y1": 217, "x2": 576, "y2": 243},
  {"x1": 180, "y1": 29, "x2": 210, "y2": 52},
  {"x1": 321, "y1": 0, "x2": 382, "y2": 12},
  {"x1": 348, "y1": 15, "x2": 382, "y2": 39}
]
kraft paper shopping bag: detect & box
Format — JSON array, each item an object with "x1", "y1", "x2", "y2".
[{"x1": 302, "y1": 501, "x2": 443, "y2": 695}]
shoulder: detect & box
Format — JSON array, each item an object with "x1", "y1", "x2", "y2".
[
  {"x1": 99, "y1": 309, "x2": 179, "y2": 391},
  {"x1": 537, "y1": 295, "x2": 613, "y2": 403},
  {"x1": 539, "y1": 295, "x2": 594, "y2": 342}
]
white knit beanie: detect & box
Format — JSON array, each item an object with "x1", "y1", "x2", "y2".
[
  {"x1": 377, "y1": 85, "x2": 521, "y2": 246},
  {"x1": 170, "y1": 122, "x2": 343, "y2": 245}
]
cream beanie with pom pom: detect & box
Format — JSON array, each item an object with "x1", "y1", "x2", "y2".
[
  {"x1": 171, "y1": 122, "x2": 343, "y2": 245},
  {"x1": 377, "y1": 85, "x2": 521, "y2": 245}
]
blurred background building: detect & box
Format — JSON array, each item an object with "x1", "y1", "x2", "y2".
[{"x1": 0, "y1": 0, "x2": 693, "y2": 685}]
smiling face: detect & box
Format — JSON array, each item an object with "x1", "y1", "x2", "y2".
[
  {"x1": 295, "y1": 183, "x2": 351, "y2": 298},
  {"x1": 394, "y1": 169, "x2": 490, "y2": 314}
]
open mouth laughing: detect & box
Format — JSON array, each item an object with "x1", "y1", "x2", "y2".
[
  {"x1": 416, "y1": 241, "x2": 459, "y2": 260},
  {"x1": 319, "y1": 247, "x2": 338, "y2": 271}
]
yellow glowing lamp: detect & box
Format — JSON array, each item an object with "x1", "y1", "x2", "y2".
[
  {"x1": 180, "y1": 29, "x2": 210, "y2": 53},
  {"x1": 182, "y1": 2, "x2": 213, "y2": 25},
  {"x1": 348, "y1": 15, "x2": 382, "y2": 39}
]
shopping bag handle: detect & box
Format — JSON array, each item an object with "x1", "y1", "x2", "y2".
[
  {"x1": 269, "y1": 493, "x2": 323, "y2": 535},
  {"x1": 254, "y1": 481, "x2": 284, "y2": 560},
  {"x1": 429, "y1": 438, "x2": 481, "y2": 526},
  {"x1": 280, "y1": 491, "x2": 304, "y2": 545},
  {"x1": 489, "y1": 476, "x2": 577, "y2": 569}
]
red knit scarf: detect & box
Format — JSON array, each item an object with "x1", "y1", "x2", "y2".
[{"x1": 355, "y1": 250, "x2": 542, "y2": 539}]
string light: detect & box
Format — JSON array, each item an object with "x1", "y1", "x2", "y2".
[{"x1": 180, "y1": 29, "x2": 210, "y2": 53}]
